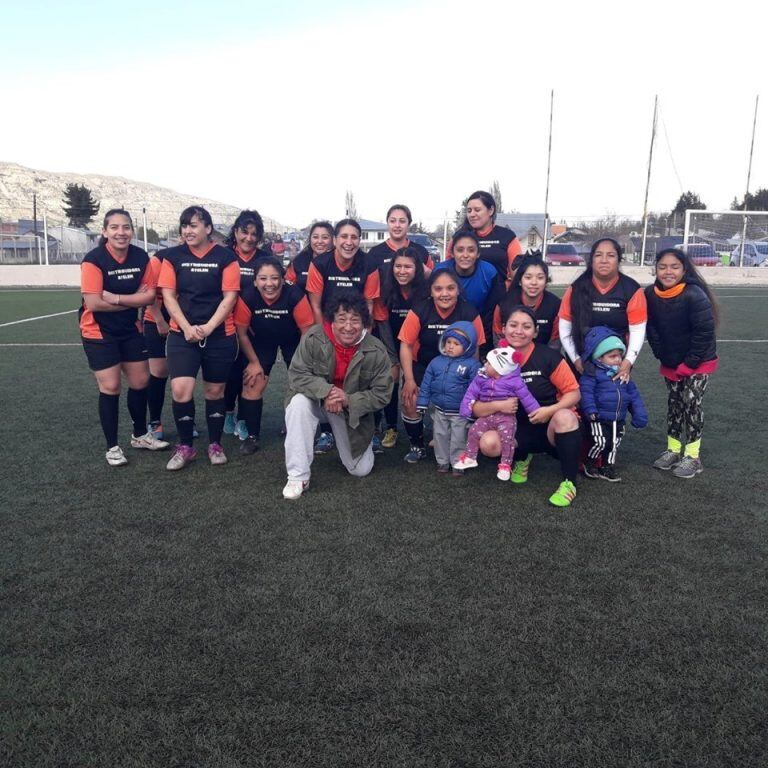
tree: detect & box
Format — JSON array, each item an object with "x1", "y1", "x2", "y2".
[
  {"x1": 731, "y1": 188, "x2": 768, "y2": 211},
  {"x1": 344, "y1": 190, "x2": 358, "y2": 219},
  {"x1": 62, "y1": 183, "x2": 100, "y2": 227},
  {"x1": 489, "y1": 180, "x2": 503, "y2": 213},
  {"x1": 137, "y1": 226, "x2": 160, "y2": 244},
  {"x1": 671, "y1": 191, "x2": 706, "y2": 217}
]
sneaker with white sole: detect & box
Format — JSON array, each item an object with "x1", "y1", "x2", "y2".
[
  {"x1": 130, "y1": 431, "x2": 170, "y2": 451},
  {"x1": 453, "y1": 453, "x2": 479, "y2": 471},
  {"x1": 166, "y1": 444, "x2": 197, "y2": 471},
  {"x1": 653, "y1": 450, "x2": 681, "y2": 471},
  {"x1": 372, "y1": 434, "x2": 384, "y2": 454},
  {"x1": 234, "y1": 419, "x2": 249, "y2": 441},
  {"x1": 497, "y1": 462, "x2": 511, "y2": 481},
  {"x1": 148, "y1": 421, "x2": 164, "y2": 441},
  {"x1": 404, "y1": 444, "x2": 426, "y2": 463},
  {"x1": 105, "y1": 446, "x2": 128, "y2": 467},
  {"x1": 223, "y1": 412, "x2": 237, "y2": 435},
  {"x1": 314, "y1": 431, "x2": 335, "y2": 454},
  {"x1": 381, "y1": 428, "x2": 398, "y2": 448},
  {"x1": 207, "y1": 442, "x2": 228, "y2": 465},
  {"x1": 672, "y1": 455, "x2": 703, "y2": 479},
  {"x1": 283, "y1": 478, "x2": 309, "y2": 499}
]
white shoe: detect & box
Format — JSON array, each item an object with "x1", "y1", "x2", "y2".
[
  {"x1": 106, "y1": 446, "x2": 128, "y2": 466},
  {"x1": 130, "y1": 431, "x2": 170, "y2": 451},
  {"x1": 282, "y1": 478, "x2": 309, "y2": 500},
  {"x1": 453, "y1": 453, "x2": 479, "y2": 470}
]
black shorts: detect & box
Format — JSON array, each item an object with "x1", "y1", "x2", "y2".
[
  {"x1": 515, "y1": 420, "x2": 559, "y2": 459},
  {"x1": 253, "y1": 343, "x2": 298, "y2": 376},
  {"x1": 82, "y1": 331, "x2": 148, "y2": 372},
  {"x1": 143, "y1": 321, "x2": 167, "y2": 359},
  {"x1": 166, "y1": 330, "x2": 238, "y2": 383}
]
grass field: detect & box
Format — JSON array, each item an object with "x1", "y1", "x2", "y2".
[{"x1": 2, "y1": 287, "x2": 767, "y2": 767}]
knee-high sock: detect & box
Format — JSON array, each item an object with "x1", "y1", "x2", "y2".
[
  {"x1": 147, "y1": 374, "x2": 167, "y2": 424},
  {"x1": 99, "y1": 393, "x2": 120, "y2": 449},
  {"x1": 172, "y1": 399, "x2": 195, "y2": 447},
  {"x1": 239, "y1": 397, "x2": 263, "y2": 438},
  {"x1": 127, "y1": 387, "x2": 148, "y2": 438},
  {"x1": 383, "y1": 382, "x2": 400, "y2": 430},
  {"x1": 555, "y1": 429, "x2": 581, "y2": 484},
  {"x1": 402, "y1": 414, "x2": 424, "y2": 447},
  {"x1": 206, "y1": 398, "x2": 227, "y2": 444}
]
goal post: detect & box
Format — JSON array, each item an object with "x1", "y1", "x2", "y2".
[{"x1": 684, "y1": 209, "x2": 768, "y2": 266}]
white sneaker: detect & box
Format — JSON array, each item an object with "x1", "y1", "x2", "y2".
[
  {"x1": 106, "y1": 446, "x2": 128, "y2": 466},
  {"x1": 282, "y1": 478, "x2": 309, "y2": 500},
  {"x1": 497, "y1": 462, "x2": 511, "y2": 481},
  {"x1": 453, "y1": 453, "x2": 479, "y2": 470},
  {"x1": 130, "y1": 431, "x2": 170, "y2": 451}
]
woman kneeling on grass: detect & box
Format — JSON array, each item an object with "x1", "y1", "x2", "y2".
[
  {"x1": 476, "y1": 306, "x2": 582, "y2": 507},
  {"x1": 80, "y1": 208, "x2": 169, "y2": 466},
  {"x1": 645, "y1": 248, "x2": 718, "y2": 478}
]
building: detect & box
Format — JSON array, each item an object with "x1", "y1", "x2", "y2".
[
  {"x1": 357, "y1": 218, "x2": 388, "y2": 250},
  {"x1": 496, "y1": 213, "x2": 548, "y2": 251}
]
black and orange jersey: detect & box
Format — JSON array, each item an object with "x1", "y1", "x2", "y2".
[
  {"x1": 234, "y1": 283, "x2": 314, "y2": 347},
  {"x1": 372, "y1": 286, "x2": 416, "y2": 340},
  {"x1": 143, "y1": 248, "x2": 171, "y2": 325},
  {"x1": 306, "y1": 250, "x2": 380, "y2": 308},
  {"x1": 367, "y1": 239, "x2": 433, "y2": 270},
  {"x1": 157, "y1": 243, "x2": 240, "y2": 336},
  {"x1": 398, "y1": 297, "x2": 484, "y2": 364},
  {"x1": 494, "y1": 289, "x2": 561, "y2": 344},
  {"x1": 515, "y1": 343, "x2": 579, "y2": 424},
  {"x1": 559, "y1": 273, "x2": 646, "y2": 337},
  {"x1": 285, "y1": 250, "x2": 314, "y2": 290},
  {"x1": 234, "y1": 246, "x2": 272, "y2": 289},
  {"x1": 449, "y1": 224, "x2": 522, "y2": 280},
  {"x1": 79, "y1": 243, "x2": 155, "y2": 340}
]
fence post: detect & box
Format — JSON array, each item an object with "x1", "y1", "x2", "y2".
[{"x1": 43, "y1": 214, "x2": 49, "y2": 265}]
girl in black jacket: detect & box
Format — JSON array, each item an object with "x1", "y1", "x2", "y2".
[{"x1": 645, "y1": 248, "x2": 718, "y2": 479}]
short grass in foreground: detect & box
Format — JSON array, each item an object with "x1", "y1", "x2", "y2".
[{"x1": 1, "y1": 288, "x2": 766, "y2": 767}]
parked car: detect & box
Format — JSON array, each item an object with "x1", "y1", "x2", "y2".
[
  {"x1": 675, "y1": 243, "x2": 720, "y2": 267},
  {"x1": 729, "y1": 242, "x2": 768, "y2": 267},
  {"x1": 544, "y1": 243, "x2": 582, "y2": 266},
  {"x1": 408, "y1": 232, "x2": 441, "y2": 261}
]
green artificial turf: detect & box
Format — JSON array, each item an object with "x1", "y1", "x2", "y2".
[{"x1": 1, "y1": 288, "x2": 766, "y2": 767}]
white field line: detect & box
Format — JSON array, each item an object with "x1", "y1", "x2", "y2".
[
  {"x1": 0, "y1": 309, "x2": 78, "y2": 328},
  {"x1": 0, "y1": 342, "x2": 80, "y2": 347}
]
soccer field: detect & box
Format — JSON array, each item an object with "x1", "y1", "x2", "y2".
[{"x1": 2, "y1": 287, "x2": 767, "y2": 767}]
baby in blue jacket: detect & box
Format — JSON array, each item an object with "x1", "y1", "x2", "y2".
[
  {"x1": 580, "y1": 326, "x2": 648, "y2": 482},
  {"x1": 416, "y1": 321, "x2": 482, "y2": 475}
]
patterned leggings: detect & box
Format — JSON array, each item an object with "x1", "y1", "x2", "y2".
[
  {"x1": 665, "y1": 374, "x2": 709, "y2": 444},
  {"x1": 466, "y1": 413, "x2": 517, "y2": 464}
]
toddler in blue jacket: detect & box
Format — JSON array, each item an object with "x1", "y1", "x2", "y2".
[
  {"x1": 580, "y1": 326, "x2": 648, "y2": 482},
  {"x1": 416, "y1": 321, "x2": 482, "y2": 475}
]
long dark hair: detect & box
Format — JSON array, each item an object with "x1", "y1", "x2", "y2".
[
  {"x1": 98, "y1": 208, "x2": 133, "y2": 247},
  {"x1": 380, "y1": 246, "x2": 428, "y2": 309},
  {"x1": 655, "y1": 248, "x2": 719, "y2": 325},
  {"x1": 570, "y1": 237, "x2": 623, "y2": 354},
  {"x1": 297, "y1": 220, "x2": 334, "y2": 260},
  {"x1": 225, "y1": 209, "x2": 264, "y2": 250},
  {"x1": 460, "y1": 190, "x2": 497, "y2": 231},
  {"x1": 506, "y1": 251, "x2": 551, "y2": 301}
]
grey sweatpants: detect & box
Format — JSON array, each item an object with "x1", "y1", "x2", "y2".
[
  {"x1": 432, "y1": 409, "x2": 469, "y2": 468},
  {"x1": 284, "y1": 393, "x2": 375, "y2": 482}
]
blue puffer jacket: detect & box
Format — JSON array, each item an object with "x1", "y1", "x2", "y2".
[
  {"x1": 416, "y1": 321, "x2": 482, "y2": 414},
  {"x1": 580, "y1": 326, "x2": 648, "y2": 426}
]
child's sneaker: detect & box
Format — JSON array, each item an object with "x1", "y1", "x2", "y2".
[
  {"x1": 223, "y1": 412, "x2": 237, "y2": 435},
  {"x1": 583, "y1": 458, "x2": 601, "y2": 479},
  {"x1": 598, "y1": 465, "x2": 621, "y2": 482},
  {"x1": 653, "y1": 450, "x2": 681, "y2": 471},
  {"x1": 381, "y1": 428, "x2": 398, "y2": 448},
  {"x1": 452, "y1": 453, "x2": 478, "y2": 470},
  {"x1": 436, "y1": 463, "x2": 450, "y2": 474},
  {"x1": 497, "y1": 462, "x2": 511, "y2": 481},
  {"x1": 510, "y1": 455, "x2": 532, "y2": 484},
  {"x1": 549, "y1": 479, "x2": 577, "y2": 507},
  {"x1": 404, "y1": 444, "x2": 426, "y2": 463},
  {"x1": 672, "y1": 456, "x2": 703, "y2": 479},
  {"x1": 452, "y1": 467, "x2": 465, "y2": 477}
]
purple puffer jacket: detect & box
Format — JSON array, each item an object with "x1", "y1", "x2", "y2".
[{"x1": 460, "y1": 366, "x2": 540, "y2": 420}]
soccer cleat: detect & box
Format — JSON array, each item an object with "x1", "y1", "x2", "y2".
[
  {"x1": 105, "y1": 446, "x2": 128, "y2": 467},
  {"x1": 314, "y1": 432, "x2": 335, "y2": 454},
  {"x1": 234, "y1": 419, "x2": 249, "y2": 441},
  {"x1": 372, "y1": 434, "x2": 384, "y2": 454},
  {"x1": 282, "y1": 478, "x2": 309, "y2": 500},
  {"x1": 207, "y1": 442, "x2": 228, "y2": 466},
  {"x1": 166, "y1": 444, "x2": 197, "y2": 471},
  {"x1": 653, "y1": 450, "x2": 681, "y2": 471},
  {"x1": 436, "y1": 463, "x2": 451, "y2": 474},
  {"x1": 239, "y1": 436, "x2": 260, "y2": 455},
  {"x1": 453, "y1": 453, "x2": 479, "y2": 470},
  {"x1": 549, "y1": 479, "x2": 577, "y2": 507},
  {"x1": 583, "y1": 459, "x2": 601, "y2": 479},
  {"x1": 381, "y1": 428, "x2": 398, "y2": 449},
  {"x1": 497, "y1": 462, "x2": 511, "y2": 481},
  {"x1": 404, "y1": 444, "x2": 427, "y2": 463},
  {"x1": 672, "y1": 456, "x2": 703, "y2": 479},
  {"x1": 130, "y1": 431, "x2": 170, "y2": 451},
  {"x1": 510, "y1": 455, "x2": 532, "y2": 484},
  {"x1": 223, "y1": 412, "x2": 236, "y2": 435},
  {"x1": 598, "y1": 465, "x2": 621, "y2": 482},
  {"x1": 148, "y1": 421, "x2": 164, "y2": 441}
]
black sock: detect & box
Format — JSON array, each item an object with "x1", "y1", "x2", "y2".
[
  {"x1": 206, "y1": 398, "x2": 227, "y2": 444},
  {"x1": 383, "y1": 381, "x2": 399, "y2": 430},
  {"x1": 172, "y1": 399, "x2": 195, "y2": 446},
  {"x1": 224, "y1": 370, "x2": 241, "y2": 413},
  {"x1": 147, "y1": 375, "x2": 167, "y2": 424},
  {"x1": 98, "y1": 393, "x2": 120, "y2": 449},
  {"x1": 239, "y1": 397, "x2": 263, "y2": 438},
  {"x1": 127, "y1": 387, "x2": 148, "y2": 438},
  {"x1": 555, "y1": 429, "x2": 582, "y2": 484},
  {"x1": 402, "y1": 415, "x2": 424, "y2": 447}
]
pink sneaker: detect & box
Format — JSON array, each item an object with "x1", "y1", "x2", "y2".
[
  {"x1": 453, "y1": 453, "x2": 479, "y2": 471},
  {"x1": 166, "y1": 444, "x2": 197, "y2": 471},
  {"x1": 207, "y1": 442, "x2": 228, "y2": 466},
  {"x1": 497, "y1": 462, "x2": 511, "y2": 481}
]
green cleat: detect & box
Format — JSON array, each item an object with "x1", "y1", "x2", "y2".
[
  {"x1": 510, "y1": 455, "x2": 532, "y2": 484},
  {"x1": 549, "y1": 479, "x2": 577, "y2": 507}
]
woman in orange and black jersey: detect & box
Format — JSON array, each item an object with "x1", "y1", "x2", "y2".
[
  {"x1": 366, "y1": 204, "x2": 434, "y2": 273},
  {"x1": 79, "y1": 208, "x2": 169, "y2": 466},
  {"x1": 285, "y1": 221, "x2": 334, "y2": 291}
]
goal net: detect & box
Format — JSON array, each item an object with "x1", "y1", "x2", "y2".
[{"x1": 685, "y1": 209, "x2": 768, "y2": 266}]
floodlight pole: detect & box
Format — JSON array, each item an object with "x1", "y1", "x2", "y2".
[
  {"x1": 142, "y1": 207, "x2": 149, "y2": 252},
  {"x1": 738, "y1": 95, "x2": 759, "y2": 267},
  {"x1": 542, "y1": 89, "x2": 554, "y2": 261},
  {"x1": 640, "y1": 95, "x2": 658, "y2": 267},
  {"x1": 442, "y1": 212, "x2": 448, "y2": 262},
  {"x1": 43, "y1": 214, "x2": 49, "y2": 266}
]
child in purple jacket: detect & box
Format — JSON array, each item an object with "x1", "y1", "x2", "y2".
[{"x1": 454, "y1": 347, "x2": 541, "y2": 481}]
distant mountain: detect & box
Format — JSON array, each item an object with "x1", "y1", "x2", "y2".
[{"x1": 0, "y1": 161, "x2": 287, "y2": 235}]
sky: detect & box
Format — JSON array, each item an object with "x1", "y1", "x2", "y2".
[{"x1": 3, "y1": 0, "x2": 766, "y2": 229}]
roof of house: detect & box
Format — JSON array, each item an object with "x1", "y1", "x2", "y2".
[
  {"x1": 356, "y1": 218, "x2": 387, "y2": 231},
  {"x1": 496, "y1": 213, "x2": 547, "y2": 235}
]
